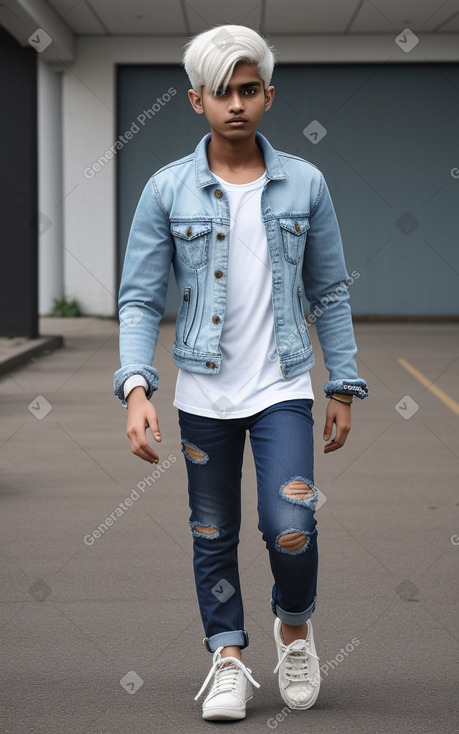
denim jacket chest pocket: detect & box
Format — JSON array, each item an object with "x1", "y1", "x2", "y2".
[
  {"x1": 171, "y1": 221, "x2": 212, "y2": 269},
  {"x1": 279, "y1": 217, "x2": 310, "y2": 264}
]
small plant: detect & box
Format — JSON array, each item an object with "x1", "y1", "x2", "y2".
[{"x1": 51, "y1": 297, "x2": 81, "y2": 317}]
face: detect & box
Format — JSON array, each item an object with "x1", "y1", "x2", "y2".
[{"x1": 188, "y1": 62, "x2": 274, "y2": 140}]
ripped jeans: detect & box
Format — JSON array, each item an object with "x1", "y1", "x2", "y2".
[{"x1": 178, "y1": 399, "x2": 318, "y2": 653}]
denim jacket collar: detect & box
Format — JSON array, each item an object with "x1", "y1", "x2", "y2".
[{"x1": 194, "y1": 132, "x2": 289, "y2": 188}]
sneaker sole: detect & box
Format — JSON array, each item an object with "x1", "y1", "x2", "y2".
[
  {"x1": 278, "y1": 682, "x2": 321, "y2": 710},
  {"x1": 202, "y1": 706, "x2": 246, "y2": 721}
]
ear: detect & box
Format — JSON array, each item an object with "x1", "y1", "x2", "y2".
[
  {"x1": 264, "y1": 85, "x2": 275, "y2": 112},
  {"x1": 188, "y1": 88, "x2": 205, "y2": 115}
]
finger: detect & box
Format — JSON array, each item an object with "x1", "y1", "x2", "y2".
[
  {"x1": 335, "y1": 418, "x2": 351, "y2": 446},
  {"x1": 323, "y1": 416, "x2": 334, "y2": 441},
  {"x1": 136, "y1": 446, "x2": 159, "y2": 463},
  {"x1": 134, "y1": 444, "x2": 159, "y2": 463},
  {"x1": 147, "y1": 419, "x2": 162, "y2": 443},
  {"x1": 143, "y1": 405, "x2": 162, "y2": 443},
  {"x1": 324, "y1": 424, "x2": 350, "y2": 453},
  {"x1": 129, "y1": 427, "x2": 159, "y2": 463},
  {"x1": 325, "y1": 438, "x2": 342, "y2": 453},
  {"x1": 324, "y1": 436, "x2": 342, "y2": 453},
  {"x1": 129, "y1": 438, "x2": 158, "y2": 463},
  {"x1": 136, "y1": 437, "x2": 159, "y2": 462}
]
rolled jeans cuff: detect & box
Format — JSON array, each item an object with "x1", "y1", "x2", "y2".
[
  {"x1": 271, "y1": 595, "x2": 316, "y2": 625},
  {"x1": 203, "y1": 629, "x2": 249, "y2": 653}
]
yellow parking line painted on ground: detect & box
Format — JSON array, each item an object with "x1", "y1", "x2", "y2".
[{"x1": 398, "y1": 358, "x2": 459, "y2": 416}]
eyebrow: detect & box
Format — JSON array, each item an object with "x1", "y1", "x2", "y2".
[{"x1": 224, "y1": 81, "x2": 263, "y2": 91}]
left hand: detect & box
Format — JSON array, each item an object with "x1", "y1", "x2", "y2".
[{"x1": 323, "y1": 399, "x2": 351, "y2": 453}]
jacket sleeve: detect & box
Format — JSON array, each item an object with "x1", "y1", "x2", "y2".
[
  {"x1": 302, "y1": 173, "x2": 368, "y2": 400},
  {"x1": 113, "y1": 177, "x2": 173, "y2": 407}
]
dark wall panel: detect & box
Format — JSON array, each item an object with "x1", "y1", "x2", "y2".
[{"x1": 0, "y1": 26, "x2": 38, "y2": 337}]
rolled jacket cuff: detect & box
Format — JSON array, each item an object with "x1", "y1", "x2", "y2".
[
  {"x1": 323, "y1": 378, "x2": 368, "y2": 400},
  {"x1": 114, "y1": 364, "x2": 159, "y2": 407}
]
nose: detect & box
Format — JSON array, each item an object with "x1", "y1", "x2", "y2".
[{"x1": 228, "y1": 92, "x2": 244, "y2": 113}]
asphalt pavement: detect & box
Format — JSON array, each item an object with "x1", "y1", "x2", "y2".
[{"x1": 0, "y1": 317, "x2": 458, "y2": 734}]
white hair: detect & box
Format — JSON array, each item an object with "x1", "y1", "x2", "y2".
[{"x1": 183, "y1": 25, "x2": 275, "y2": 95}]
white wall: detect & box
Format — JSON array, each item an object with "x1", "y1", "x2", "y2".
[
  {"x1": 38, "y1": 59, "x2": 63, "y2": 314},
  {"x1": 60, "y1": 34, "x2": 459, "y2": 316}
]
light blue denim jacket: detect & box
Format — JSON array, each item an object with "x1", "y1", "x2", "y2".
[{"x1": 114, "y1": 132, "x2": 368, "y2": 406}]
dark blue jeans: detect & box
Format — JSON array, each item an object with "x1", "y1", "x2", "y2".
[{"x1": 178, "y1": 399, "x2": 318, "y2": 653}]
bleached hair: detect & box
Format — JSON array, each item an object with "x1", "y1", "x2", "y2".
[{"x1": 183, "y1": 25, "x2": 275, "y2": 95}]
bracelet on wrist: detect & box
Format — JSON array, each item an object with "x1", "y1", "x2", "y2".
[{"x1": 330, "y1": 392, "x2": 353, "y2": 405}]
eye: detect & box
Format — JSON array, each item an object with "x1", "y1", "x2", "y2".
[
  {"x1": 244, "y1": 88, "x2": 257, "y2": 96},
  {"x1": 215, "y1": 88, "x2": 227, "y2": 97}
]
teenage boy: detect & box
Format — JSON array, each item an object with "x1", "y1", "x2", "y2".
[{"x1": 114, "y1": 24, "x2": 368, "y2": 721}]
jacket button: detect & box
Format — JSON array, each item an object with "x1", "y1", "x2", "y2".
[
  {"x1": 206, "y1": 361, "x2": 216, "y2": 368},
  {"x1": 217, "y1": 232, "x2": 225, "y2": 241},
  {"x1": 215, "y1": 189, "x2": 223, "y2": 199},
  {"x1": 214, "y1": 270, "x2": 223, "y2": 279},
  {"x1": 212, "y1": 315, "x2": 221, "y2": 325}
]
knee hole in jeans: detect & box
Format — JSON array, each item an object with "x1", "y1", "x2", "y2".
[
  {"x1": 181, "y1": 440, "x2": 209, "y2": 464},
  {"x1": 282, "y1": 480, "x2": 314, "y2": 501},
  {"x1": 277, "y1": 531, "x2": 309, "y2": 552},
  {"x1": 190, "y1": 521, "x2": 221, "y2": 539},
  {"x1": 195, "y1": 525, "x2": 217, "y2": 535}
]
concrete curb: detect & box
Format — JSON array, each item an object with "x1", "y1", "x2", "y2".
[{"x1": 0, "y1": 335, "x2": 64, "y2": 377}]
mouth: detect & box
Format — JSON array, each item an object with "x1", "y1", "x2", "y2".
[{"x1": 226, "y1": 118, "x2": 248, "y2": 125}]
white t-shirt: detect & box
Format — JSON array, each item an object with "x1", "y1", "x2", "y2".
[{"x1": 173, "y1": 171, "x2": 313, "y2": 418}]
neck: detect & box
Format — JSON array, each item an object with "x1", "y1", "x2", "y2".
[{"x1": 206, "y1": 131, "x2": 265, "y2": 183}]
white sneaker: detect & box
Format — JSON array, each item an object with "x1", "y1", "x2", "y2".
[
  {"x1": 273, "y1": 617, "x2": 320, "y2": 709},
  {"x1": 195, "y1": 646, "x2": 260, "y2": 720}
]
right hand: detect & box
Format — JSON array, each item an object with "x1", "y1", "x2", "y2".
[{"x1": 126, "y1": 386, "x2": 162, "y2": 463}]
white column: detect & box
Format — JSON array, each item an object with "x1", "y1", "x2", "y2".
[{"x1": 38, "y1": 58, "x2": 63, "y2": 315}]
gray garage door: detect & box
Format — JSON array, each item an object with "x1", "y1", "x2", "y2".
[{"x1": 117, "y1": 63, "x2": 459, "y2": 316}]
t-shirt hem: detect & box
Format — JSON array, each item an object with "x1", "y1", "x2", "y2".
[{"x1": 173, "y1": 391, "x2": 314, "y2": 419}]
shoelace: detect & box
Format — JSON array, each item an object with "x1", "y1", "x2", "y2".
[
  {"x1": 195, "y1": 647, "x2": 260, "y2": 701},
  {"x1": 273, "y1": 639, "x2": 320, "y2": 684}
]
